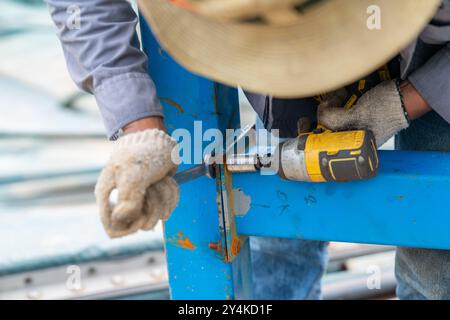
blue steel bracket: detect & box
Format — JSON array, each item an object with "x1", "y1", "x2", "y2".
[
  {"x1": 233, "y1": 150, "x2": 450, "y2": 250},
  {"x1": 140, "y1": 17, "x2": 252, "y2": 299},
  {"x1": 213, "y1": 163, "x2": 248, "y2": 263}
]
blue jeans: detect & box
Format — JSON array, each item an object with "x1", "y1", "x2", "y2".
[
  {"x1": 251, "y1": 111, "x2": 450, "y2": 300},
  {"x1": 395, "y1": 111, "x2": 450, "y2": 299},
  {"x1": 251, "y1": 237, "x2": 328, "y2": 299}
]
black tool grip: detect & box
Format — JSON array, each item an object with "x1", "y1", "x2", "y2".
[{"x1": 319, "y1": 131, "x2": 379, "y2": 182}]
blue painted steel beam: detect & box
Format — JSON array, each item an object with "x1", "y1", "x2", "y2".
[
  {"x1": 140, "y1": 17, "x2": 252, "y2": 300},
  {"x1": 234, "y1": 150, "x2": 450, "y2": 250}
]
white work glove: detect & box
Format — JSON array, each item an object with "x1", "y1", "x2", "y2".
[
  {"x1": 95, "y1": 129, "x2": 180, "y2": 238},
  {"x1": 318, "y1": 80, "x2": 409, "y2": 146}
]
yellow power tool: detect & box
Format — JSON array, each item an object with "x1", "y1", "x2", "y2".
[
  {"x1": 273, "y1": 64, "x2": 390, "y2": 183},
  {"x1": 277, "y1": 128, "x2": 379, "y2": 183}
]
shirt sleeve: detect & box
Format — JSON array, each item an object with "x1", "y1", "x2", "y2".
[
  {"x1": 408, "y1": 43, "x2": 450, "y2": 123},
  {"x1": 45, "y1": 0, "x2": 163, "y2": 139}
]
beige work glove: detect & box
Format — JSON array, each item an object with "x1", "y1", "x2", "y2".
[
  {"x1": 318, "y1": 80, "x2": 409, "y2": 146},
  {"x1": 95, "y1": 129, "x2": 180, "y2": 238}
]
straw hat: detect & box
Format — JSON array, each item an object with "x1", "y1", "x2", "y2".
[{"x1": 138, "y1": 0, "x2": 440, "y2": 97}]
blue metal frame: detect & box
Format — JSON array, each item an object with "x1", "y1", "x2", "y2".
[
  {"x1": 140, "y1": 16, "x2": 450, "y2": 300},
  {"x1": 140, "y1": 18, "x2": 252, "y2": 300},
  {"x1": 234, "y1": 150, "x2": 450, "y2": 249}
]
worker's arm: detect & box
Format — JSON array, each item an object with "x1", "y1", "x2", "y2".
[
  {"x1": 45, "y1": 0, "x2": 164, "y2": 139},
  {"x1": 407, "y1": 43, "x2": 450, "y2": 122},
  {"x1": 46, "y1": 0, "x2": 180, "y2": 238}
]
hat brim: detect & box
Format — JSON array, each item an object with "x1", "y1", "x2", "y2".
[{"x1": 139, "y1": 0, "x2": 440, "y2": 97}]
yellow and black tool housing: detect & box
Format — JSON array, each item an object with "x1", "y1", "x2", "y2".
[
  {"x1": 304, "y1": 129, "x2": 378, "y2": 182},
  {"x1": 278, "y1": 129, "x2": 379, "y2": 183}
]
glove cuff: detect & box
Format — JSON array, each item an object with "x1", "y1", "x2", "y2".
[
  {"x1": 394, "y1": 79, "x2": 411, "y2": 125},
  {"x1": 116, "y1": 128, "x2": 176, "y2": 151},
  {"x1": 385, "y1": 80, "x2": 409, "y2": 132},
  {"x1": 114, "y1": 129, "x2": 180, "y2": 169}
]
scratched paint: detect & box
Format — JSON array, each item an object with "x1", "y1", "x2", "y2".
[
  {"x1": 231, "y1": 237, "x2": 241, "y2": 257},
  {"x1": 159, "y1": 97, "x2": 185, "y2": 113},
  {"x1": 169, "y1": 232, "x2": 196, "y2": 250},
  {"x1": 232, "y1": 188, "x2": 251, "y2": 216},
  {"x1": 208, "y1": 241, "x2": 222, "y2": 253},
  {"x1": 304, "y1": 194, "x2": 317, "y2": 205}
]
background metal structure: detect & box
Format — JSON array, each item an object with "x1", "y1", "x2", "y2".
[{"x1": 140, "y1": 17, "x2": 450, "y2": 300}]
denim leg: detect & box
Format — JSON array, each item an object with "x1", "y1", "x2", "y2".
[
  {"x1": 250, "y1": 237, "x2": 329, "y2": 300},
  {"x1": 396, "y1": 248, "x2": 450, "y2": 299},
  {"x1": 250, "y1": 116, "x2": 328, "y2": 300},
  {"x1": 395, "y1": 111, "x2": 450, "y2": 299}
]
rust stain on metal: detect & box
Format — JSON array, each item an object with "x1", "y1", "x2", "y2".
[
  {"x1": 159, "y1": 97, "x2": 185, "y2": 113},
  {"x1": 231, "y1": 237, "x2": 241, "y2": 257},
  {"x1": 209, "y1": 241, "x2": 222, "y2": 252},
  {"x1": 170, "y1": 232, "x2": 196, "y2": 250}
]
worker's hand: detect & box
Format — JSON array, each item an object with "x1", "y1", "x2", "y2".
[
  {"x1": 95, "y1": 128, "x2": 180, "y2": 238},
  {"x1": 318, "y1": 80, "x2": 409, "y2": 146},
  {"x1": 317, "y1": 88, "x2": 348, "y2": 108}
]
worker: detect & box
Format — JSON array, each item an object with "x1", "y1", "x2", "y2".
[{"x1": 45, "y1": 0, "x2": 450, "y2": 299}]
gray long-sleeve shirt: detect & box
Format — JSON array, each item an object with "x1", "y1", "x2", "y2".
[
  {"x1": 46, "y1": 0, "x2": 163, "y2": 139},
  {"x1": 46, "y1": 0, "x2": 450, "y2": 140}
]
